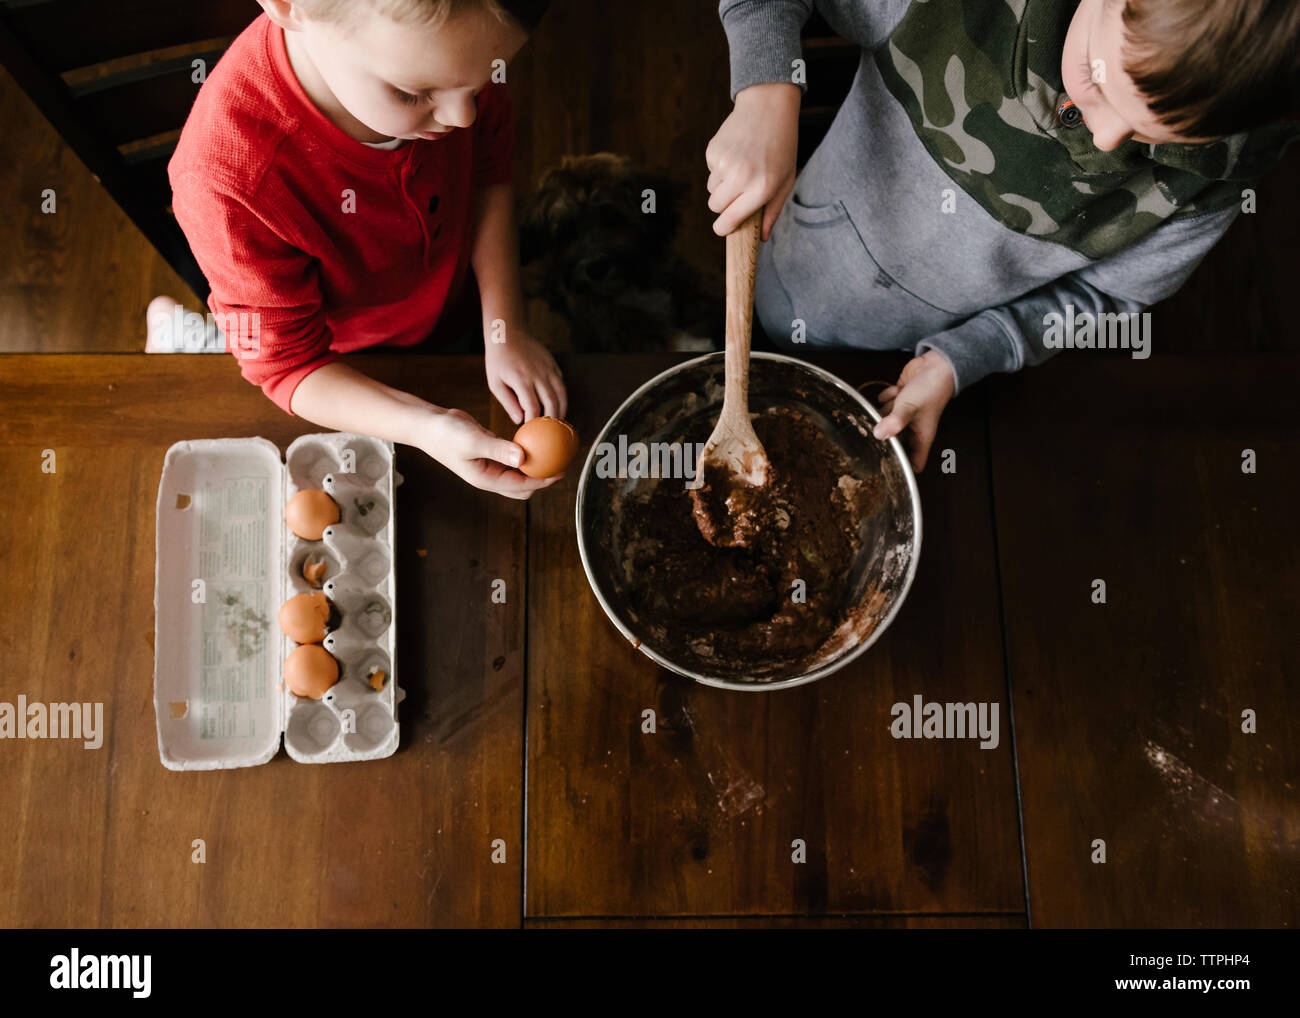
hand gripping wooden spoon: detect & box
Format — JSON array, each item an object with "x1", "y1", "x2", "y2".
[{"x1": 690, "y1": 210, "x2": 773, "y2": 547}]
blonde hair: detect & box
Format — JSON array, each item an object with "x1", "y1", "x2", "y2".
[{"x1": 296, "y1": 0, "x2": 515, "y2": 30}]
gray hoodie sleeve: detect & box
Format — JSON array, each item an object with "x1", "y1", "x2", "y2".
[
  {"x1": 719, "y1": 0, "x2": 815, "y2": 100},
  {"x1": 916, "y1": 203, "x2": 1241, "y2": 393}
]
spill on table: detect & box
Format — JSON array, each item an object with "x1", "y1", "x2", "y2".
[
  {"x1": 656, "y1": 678, "x2": 695, "y2": 751},
  {"x1": 1142, "y1": 739, "x2": 1241, "y2": 828},
  {"x1": 904, "y1": 793, "x2": 951, "y2": 891},
  {"x1": 705, "y1": 766, "x2": 765, "y2": 820}
]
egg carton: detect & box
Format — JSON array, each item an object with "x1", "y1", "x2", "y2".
[{"x1": 153, "y1": 432, "x2": 404, "y2": 769}]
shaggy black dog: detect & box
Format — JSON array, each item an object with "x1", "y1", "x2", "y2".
[{"x1": 519, "y1": 153, "x2": 721, "y2": 352}]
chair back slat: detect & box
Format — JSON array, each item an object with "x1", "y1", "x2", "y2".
[
  {"x1": 71, "y1": 47, "x2": 231, "y2": 147},
  {"x1": 3, "y1": 0, "x2": 259, "y2": 72},
  {"x1": 0, "y1": 0, "x2": 262, "y2": 297}
]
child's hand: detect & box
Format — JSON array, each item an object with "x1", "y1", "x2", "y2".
[
  {"x1": 484, "y1": 328, "x2": 568, "y2": 424},
  {"x1": 872, "y1": 351, "x2": 956, "y2": 472},
  {"x1": 706, "y1": 82, "x2": 801, "y2": 240},
  {"x1": 419, "y1": 406, "x2": 561, "y2": 500}
]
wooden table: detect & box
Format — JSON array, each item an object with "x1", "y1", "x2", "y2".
[{"x1": 0, "y1": 351, "x2": 1293, "y2": 928}]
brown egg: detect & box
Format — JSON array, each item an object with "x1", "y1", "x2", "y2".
[
  {"x1": 285, "y1": 489, "x2": 340, "y2": 540},
  {"x1": 513, "y1": 416, "x2": 578, "y2": 478},
  {"x1": 278, "y1": 591, "x2": 331, "y2": 643},
  {"x1": 284, "y1": 643, "x2": 339, "y2": 699}
]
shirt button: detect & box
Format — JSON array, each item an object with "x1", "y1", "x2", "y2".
[{"x1": 1057, "y1": 97, "x2": 1083, "y2": 128}]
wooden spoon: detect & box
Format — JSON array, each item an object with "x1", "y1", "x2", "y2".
[{"x1": 691, "y1": 210, "x2": 772, "y2": 547}]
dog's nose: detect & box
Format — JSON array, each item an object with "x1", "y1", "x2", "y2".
[{"x1": 584, "y1": 257, "x2": 615, "y2": 282}]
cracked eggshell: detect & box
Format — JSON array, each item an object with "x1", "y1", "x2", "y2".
[
  {"x1": 301, "y1": 553, "x2": 328, "y2": 587},
  {"x1": 278, "y1": 591, "x2": 331, "y2": 643},
  {"x1": 286, "y1": 489, "x2": 340, "y2": 540},
  {"x1": 285, "y1": 643, "x2": 339, "y2": 699}
]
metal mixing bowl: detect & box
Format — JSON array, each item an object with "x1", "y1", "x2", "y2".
[{"x1": 575, "y1": 352, "x2": 922, "y2": 691}]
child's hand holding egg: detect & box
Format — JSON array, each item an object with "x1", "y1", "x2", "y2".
[
  {"x1": 416, "y1": 409, "x2": 577, "y2": 498},
  {"x1": 513, "y1": 416, "x2": 578, "y2": 479}
]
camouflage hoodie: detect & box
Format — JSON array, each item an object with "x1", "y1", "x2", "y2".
[
  {"x1": 874, "y1": 0, "x2": 1299, "y2": 258},
  {"x1": 719, "y1": 0, "x2": 1297, "y2": 391}
]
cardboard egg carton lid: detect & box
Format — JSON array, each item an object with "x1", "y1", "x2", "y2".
[{"x1": 152, "y1": 434, "x2": 404, "y2": 769}]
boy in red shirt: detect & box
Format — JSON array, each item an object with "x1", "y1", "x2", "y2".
[{"x1": 160, "y1": 0, "x2": 562, "y2": 499}]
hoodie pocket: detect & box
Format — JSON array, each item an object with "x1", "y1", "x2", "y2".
[{"x1": 768, "y1": 194, "x2": 959, "y2": 347}]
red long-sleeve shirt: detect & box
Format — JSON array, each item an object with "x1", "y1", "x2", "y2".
[{"x1": 168, "y1": 14, "x2": 513, "y2": 415}]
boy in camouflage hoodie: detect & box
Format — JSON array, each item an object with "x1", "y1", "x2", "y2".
[{"x1": 708, "y1": 0, "x2": 1299, "y2": 468}]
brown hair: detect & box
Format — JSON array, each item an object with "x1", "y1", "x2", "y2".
[
  {"x1": 297, "y1": 0, "x2": 549, "y2": 32},
  {"x1": 1122, "y1": 0, "x2": 1300, "y2": 137}
]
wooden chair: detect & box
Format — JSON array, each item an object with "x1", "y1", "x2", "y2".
[{"x1": 0, "y1": 0, "x2": 262, "y2": 300}]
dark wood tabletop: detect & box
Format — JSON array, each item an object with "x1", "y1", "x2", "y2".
[{"x1": 0, "y1": 350, "x2": 1294, "y2": 928}]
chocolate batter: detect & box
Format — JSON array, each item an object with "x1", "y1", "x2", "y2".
[
  {"x1": 615, "y1": 405, "x2": 879, "y2": 679},
  {"x1": 690, "y1": 458, "x2": 776, "y2": 548}
]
